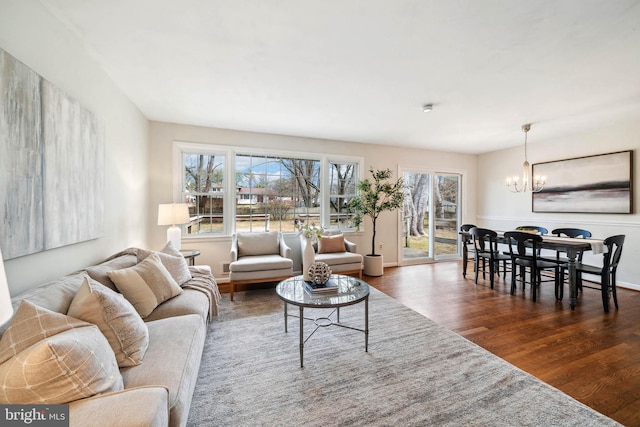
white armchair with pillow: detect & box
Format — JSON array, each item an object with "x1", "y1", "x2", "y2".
[
  {"x1": 301, "y1": 232, "x2": 363, "y2": 280},
  {"x1": 229, "y1": 231, "x2": 294, "y2": 301}
]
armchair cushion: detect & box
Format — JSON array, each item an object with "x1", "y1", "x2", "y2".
[
  {"x1": 315, "y1": 252, "x2": 363, "y2": 266},
  {"x1": 230, "y1": 255, "x2": 293, "y2": 273},
  {"x1": 318, "y1": 234, "x2": 346, "y2": 253},
  {"x1": 237, "y1": 232, "x2": 279, "y2": 257}
]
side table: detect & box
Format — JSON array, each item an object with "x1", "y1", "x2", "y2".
[{"x1": 179, "y1": 249, "x2": 201, "y2": 266}]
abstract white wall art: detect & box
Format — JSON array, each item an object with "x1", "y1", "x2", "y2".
[{"x1": 0, "y1": 48, "x2": 104, "y2": 259}]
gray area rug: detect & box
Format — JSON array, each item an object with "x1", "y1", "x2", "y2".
[{"x1": 188, "y1": 288, "x2": 620, "y2": 426}]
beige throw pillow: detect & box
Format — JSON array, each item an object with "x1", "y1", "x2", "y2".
[
  {"x1": 68, "y1": 277, "x2": 149, "y2": 367},
  {"x1": 137, "y1": 242, "x2": 191, "y2": 285},
  {"x1": 318, "y1": 234, "x2": 346, "y2": 254},
  {"x1": 0, "y1": 301, "x2": 123, "y2": 404},
  {"x1": 107, "y1": 253, "x2": 183, "y2": 318}
]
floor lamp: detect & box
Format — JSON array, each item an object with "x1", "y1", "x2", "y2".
[
  {"x1": 0, "y1": 246, "x2": 13, "y2": 326},
  {"x1": 158, "y1": 203, "x2": 190, "y2": 250}
]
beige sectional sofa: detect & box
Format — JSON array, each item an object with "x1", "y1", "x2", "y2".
[{"x1": 0, "y1": 246, "x2": 220, "y2": 427}]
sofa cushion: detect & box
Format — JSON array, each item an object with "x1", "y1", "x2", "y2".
[
  {"x1": 237, "y1": 232, "x2": 279, "y2": 256},
  {"x1": 0, "y1": 301, "x2": 123, "y2": 404},
  {"x1": 108, "y1": 253, "x2": 183, "y2": 318},
  {"x1": 3, "y1": 272, "x2": 87, "y2": 334},
  {"x1": 143, "y1": 288, "x2": 210, "y2": 324},
  {"x1": 120, "y1": 315, "x2": 205, "y2": 427},
  {"x1": 318, "y1": 234, "x2": 346, "y2": 253},
  {"x1": 85, "y1": 254, "x2": 138, "y2": 292},
  {"x1": 69, "y1": 386, "x2": 170, "y2": 427},
  {"x1": 137, "y1": 242, "x2": 192, "y2": 285},
  {"x1": 68, "y1": 277, "x2": 149, "y2": 367}
]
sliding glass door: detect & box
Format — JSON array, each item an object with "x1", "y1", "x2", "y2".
[{"x1": 400, "y1": 169, "x2": 461, "y2": 264}]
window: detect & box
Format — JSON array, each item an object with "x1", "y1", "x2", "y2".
[
  {"x1": 182, "y1": 152, "x2": 225, "y2": 235},
  {"x1": 175, "y1": 142, "x2": 362, "y2": 237},
  {"x1": 328, "y1": 161, "x2": 359, "y2": 230},
  {"x1": 235, "y1": 154, "x2": 320, "y2": 233}
]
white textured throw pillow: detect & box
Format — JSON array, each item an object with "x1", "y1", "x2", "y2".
[
  {"x1": 107, "y1": 253, "x2": 183, "y2": 318},
  {"x1": 137, "y1": 242, "x2": 192, "y2": 285},
  {"x1": 0, "y1": 301, "x2": 123, "y2": 404},
  {"x1": 68, "y1": 277, "x2": 149, "y2": 367}
]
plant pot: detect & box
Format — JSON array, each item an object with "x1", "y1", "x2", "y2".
[{"x1": 364, "y1": 254, "x2": 384, "y2": 276}]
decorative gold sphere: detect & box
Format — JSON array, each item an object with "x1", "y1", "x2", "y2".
[{"x1": 308, "y1": 262, "x2": 332, "y2": 285}]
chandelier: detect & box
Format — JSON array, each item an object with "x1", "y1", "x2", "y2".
[{"x1": 506, "y1": 124, "x2": 545, "y2": 193}]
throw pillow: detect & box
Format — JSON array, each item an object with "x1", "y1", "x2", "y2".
[
  {"x1": 68, "y1": 277, "x2": 149, "y2": 367},
  {"x1": 85, "y1": 254, "x2": 138, "y2": 292},
  {"x1": 0, "y1": 300, "x2": 88, "y2": 364},
  {"x1": 0, "y1": 301, "x2": 123, "y2": 404},
  {"x1": 318, "y1": 234, "x2": 346, "y2": 254},
  {"x1": 137, "y1": 242, "x2": 192, "y2": 285},
  {"x1": 107, "y1": 253, "x2": 183, "y2": 318},
  {"x1": 237, "y1": 232, "x2": 279, "y2": 256}
]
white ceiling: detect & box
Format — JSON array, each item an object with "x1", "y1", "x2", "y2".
[{"x1": 41, "y1": 0, "x2": 640, "y2": 154}]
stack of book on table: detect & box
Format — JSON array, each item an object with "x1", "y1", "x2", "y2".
[{"x1": 304, "y1": 279, "x2": 339, "y2": 295}]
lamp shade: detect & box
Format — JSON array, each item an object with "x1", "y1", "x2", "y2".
[
  {"x1": 157, "y1": 203, "x2": 190, "y2": 226},
  {"x1": 0, "y1": 246, "x2": 13, "y2": 326}
]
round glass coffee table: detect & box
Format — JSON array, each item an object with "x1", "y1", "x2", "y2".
[{"x1": 275, "y1": 274, "x2": 370, "y2": 368}]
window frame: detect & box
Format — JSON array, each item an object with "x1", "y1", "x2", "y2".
[{"x1": 173, "y1": 141, "x2": 364, "y2": 239}]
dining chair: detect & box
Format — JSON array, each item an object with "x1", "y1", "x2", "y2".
[
  {"x1": 469, "y1": 227, "x2": 511, "y2": 289},
  {"x1": 460, "y1": 224, "x2": 477, "y2": 278},
  {"x1": 552, "y1": 228, "x2": 592, "y2": 299},
  {"x1": 503, "y1": 231, "x2": 560, "y2": 302},
  {"x1": 552, "y1": 228, "x2": 592, "y2": 239},
  {"x1": 574, "y1": 235, "x2": 625, "y2": 313}
]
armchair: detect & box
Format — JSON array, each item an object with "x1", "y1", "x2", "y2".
[
  {"x1": 229, "y1": 231, "x2": 294, "y2": 301},
  {"x1": 301, "y1": 232, "x2": 363, "y2": 280}
]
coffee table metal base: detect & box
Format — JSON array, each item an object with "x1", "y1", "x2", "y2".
[{"x1": 283, "y1": 300, "x2": 369, "y2": 368}]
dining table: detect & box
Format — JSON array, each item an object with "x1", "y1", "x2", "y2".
[{"x1": 459, "y1": 230, "x2": 607, "y2": 309}]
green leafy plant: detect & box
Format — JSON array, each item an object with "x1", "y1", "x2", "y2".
[
  {"x1": 348, "y1": 167, "x2": 404, "y2": 256},
  {"x1": 295, "y1": 222, "x2": 323, "y2": 241}
]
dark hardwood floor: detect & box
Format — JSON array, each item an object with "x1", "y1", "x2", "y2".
[{"x1": 365, "y1": 262, "x2": 640, "y2": 427}]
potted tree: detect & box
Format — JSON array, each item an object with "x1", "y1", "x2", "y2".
[{"x1": 348, "y1": 167, "x2": 404, "y2": 276}]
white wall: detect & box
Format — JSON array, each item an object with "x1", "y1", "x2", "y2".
[
  {"x1": 477, "y1": 118, "x2": 640, "y2": 289},
  {"x1": 0, "y1": 1, "x2": 149, "y2": 294},
  {"x1": 148, "y1": 121, "x2": 478, "y2": 279}
]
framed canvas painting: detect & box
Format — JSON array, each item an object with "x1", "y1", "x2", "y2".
[{"x1": 532, "y1": 150, "x2": 633, "y2": 213}]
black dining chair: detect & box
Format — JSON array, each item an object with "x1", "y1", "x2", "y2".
[
  {"x1": 515, "y1": 225, "x2": 549, "y2": 256},
  {"x1": 552, "y1": 228, "x2": 592, "y2": 299},
  {"x1": 574, "y1": 235, "x2": 625, "y2": 313},
  {"x1": 503, "y1": 231, "x2": 560, "y2": 302},
  {"x1": 552, "y1": 228, "x2": 591, "y2": 239},
  {"x1": 460, "y1": 224, "x2": 477, "y2": 278},
  {"x1": 469, "y1": 227, "x2": 511, "y2": 289}
]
